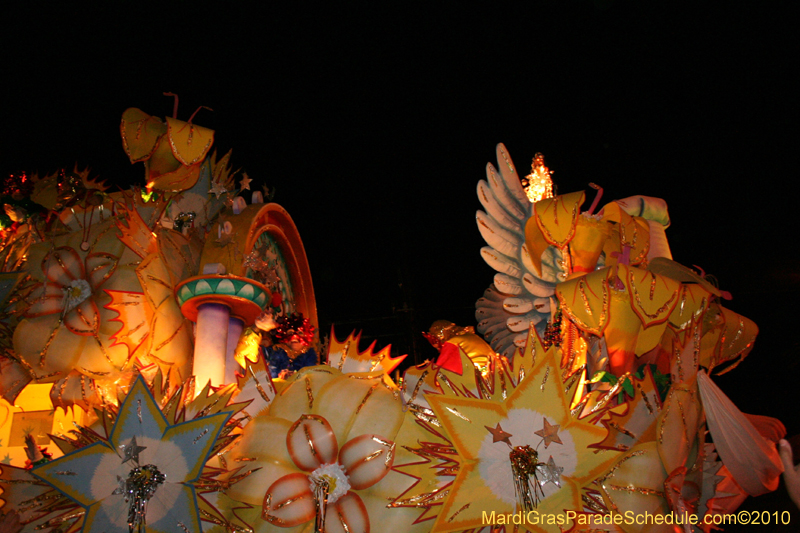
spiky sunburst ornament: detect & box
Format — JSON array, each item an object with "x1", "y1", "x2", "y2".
[
  {"x1": 325, "y1": 328, "x2": 406, "y2": 375},
  {"x1": 390, "y1": 327, "x2": 624, "y2": 533}
]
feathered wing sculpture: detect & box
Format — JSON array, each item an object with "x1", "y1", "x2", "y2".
[
  {"x1": 475, "y1": 144, "x2": 561, "y2": 357},
  {"x1": 475, "y1": 145, "x2": 675, "y2": 361}
]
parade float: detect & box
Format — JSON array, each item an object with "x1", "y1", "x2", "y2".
[{"x1": 0, "y1": 106, "x2": 786, "y2": 532}]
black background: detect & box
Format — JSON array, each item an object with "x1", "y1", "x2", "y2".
[{"x1": 3, "y1": 2, "x2": 798, "y2": 525}]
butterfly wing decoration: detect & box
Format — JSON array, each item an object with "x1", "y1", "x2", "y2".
[{"x1": 120, "y1": 108, "x2": 215, "y2": 193}]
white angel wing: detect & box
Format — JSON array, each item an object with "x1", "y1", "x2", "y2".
[{"x1": 474, "y1": 144, "x2": 558, "y2": 357}]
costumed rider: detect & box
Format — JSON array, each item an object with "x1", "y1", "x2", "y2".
[{"x1": 255, "y1": 310, "x2": 317, "y2": 379}]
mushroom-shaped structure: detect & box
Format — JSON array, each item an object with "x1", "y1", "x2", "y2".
[
  {"x1": 179, "y1": 201, "x2": 317, "y2": 389},
  {"x1": 176, "y1": 270, "x2": 269, "y2": 388}
]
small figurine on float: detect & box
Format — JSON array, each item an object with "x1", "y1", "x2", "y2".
[
  {"x1": 22, "y1": 434, "x2": 51, "y2": 469},
  {"x1": 257, "y1": 312, "x2": 317, "y2": 379}
]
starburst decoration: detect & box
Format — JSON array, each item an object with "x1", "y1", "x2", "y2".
[
  {"x1": 1, "y1": 375, "x2": 250, "y2": 533},
  {"x1": 326, "y1": 328, "x2": 406, "y2": 374},
  {"x1": 397, "y1": 328, "x2": 622, "y2": 532}
]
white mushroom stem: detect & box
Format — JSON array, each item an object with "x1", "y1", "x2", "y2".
[
  {"x1": 193, "y1": 302, "x2": 230, "y2": 391},
  {"x1": 189, "y1": 264, "x2": 256, "y2": 394}
]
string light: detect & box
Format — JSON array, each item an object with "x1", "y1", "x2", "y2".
[{"x1": 521, "y1": 153, "x2": 554, "y2": 203}]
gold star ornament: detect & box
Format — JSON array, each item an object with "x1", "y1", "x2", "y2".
[
  {"x1": 485, "y1": 423, "x2": 514, "y2": 445},
  {"x1": 535, "y1": 418, "x2": 563, "y2": 448},
  {"x1": 239, "y1": 172, "x2": 252, "y2": 190}
]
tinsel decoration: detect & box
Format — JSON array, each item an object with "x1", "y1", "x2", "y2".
[
  {"x1": 311, "y1": 476, "x2": 331, "y2": 533},
  {"x1": 1, "y1": 172, "x2": 42, "y2": 230},
  {"x1": 115, "y1": 464, "x2": 167, "y2": 533},
  {"x1": 520, "y1": 152, "x2": 554, "y2": 203},
  {"x1": 272, "y1": 313, "x2": 315, "y2": 347},
  {"x1": 307, "y1": 462, "x2": 351, "y2": 533},
  {"x1": 1, "y1": 172, "x2": 35, "y2": 199},
  {"x1": 509, "y1": 445, "x2": 545, "y2": 512},
  {"x1": 542, "y1": 310, "x2": 563, "y2": 349}
]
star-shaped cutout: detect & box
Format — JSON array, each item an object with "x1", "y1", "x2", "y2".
[
  {"x1": 538, "y1": 455, "x2": 564, "y2": 488},
  {"x1": 485, "y1": 423, "x2": 513, "y2": 445},
  {"x1": 111, "y1": 475, "x2": 127, "y2": 495},
  {"x1": 30, "y1": 376, "x2": 231, "y2": 533},
  {"x1": 1, "y1": 454, "x2": 11, "y2": 464},
  {"x1": 209, "y1": 181, "x2": 227, "y2": 199},
  {"x1": 239, "y1": 172, "x2": 252, "y2": 191},
  {"x1": 535, "y1": 417, "x2": 563, "y2": 448},
  {"x1": 119, "y1": 435, "x2": 147, "y2": 464}
]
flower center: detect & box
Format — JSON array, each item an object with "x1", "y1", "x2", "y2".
[
  {"x1": 309, "y1": 463, "x2": 350, "y2": 504},
  {"x1": 63, "y1": 278, "x2": 92, "y2": 312}
]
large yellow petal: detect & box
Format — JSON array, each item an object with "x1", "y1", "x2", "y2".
[
  {"x1": 525, "y1": 191, "x2": 585, "y2": 275},
  {"x1": 623, "y1": 266, "x2": 680, "y2": 329},
  {"x1": 14, "y1": 316, "x2": 85, "y2": 379},
  {"x1": 666, "y1": 283, "x2": 711, "y2": 331},
  {"x1": 316, "y1": 375, "x2": 404, "y2": 445},
  {"x1": 268, "y1": 366, "x2": 339, "y2": 423},
  {"x1": 533, "y1": 191, "x2": 586, "y2": 247},
  {"x1": 120, "y1": 107, "x2": 167, "y2": 163},
  {"x1": 596, "y1": 442, "x2": 671, "y2": 533},
  {"x1": 556, "y1": 267, "x2": 612, "y2": 336},
  {"x1": 602, "y1": 205, "x2": 651, "y2": 268},
  {"x1": 166, "y1": 116, "x2": 215, "y2": 166},
  {"x1": 570, "y1": 215, "x2": 610, "y2": 276},
  {"x1": 700, "y1": 304, "x2": 758, "y2": 374},
  {"x1": 226, "y1": 416, "x2": 297, "y2": 506}
]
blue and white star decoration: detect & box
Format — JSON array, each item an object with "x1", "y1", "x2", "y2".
[{"x1": 31, "y1": 376, "x2": 234, "y2": 533}]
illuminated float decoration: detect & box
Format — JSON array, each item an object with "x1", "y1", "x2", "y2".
[
  {"x1": 177, "y1": 269, "x2": 269, "y2": 388},
  {"x1": 467, "y1": 144, "x2": 783, "y2": 530},
  {"x1": 179, "y1": 200, "x2": 317, "y2": 388},
  {"x1": 0, "y1": 101, "x2": 317, "y2": 478},
  {"x1": 0, "y1": 107, "x2": 785, "y2": 533}
]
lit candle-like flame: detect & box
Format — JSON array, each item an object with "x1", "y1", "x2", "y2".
[{"x1": 522, "y1": 153, "x2": 554, "y2": 203}]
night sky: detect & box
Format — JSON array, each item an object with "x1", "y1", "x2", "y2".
[{"x1": 3, "y1": 3, "x2": 798, "y2": 522}]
